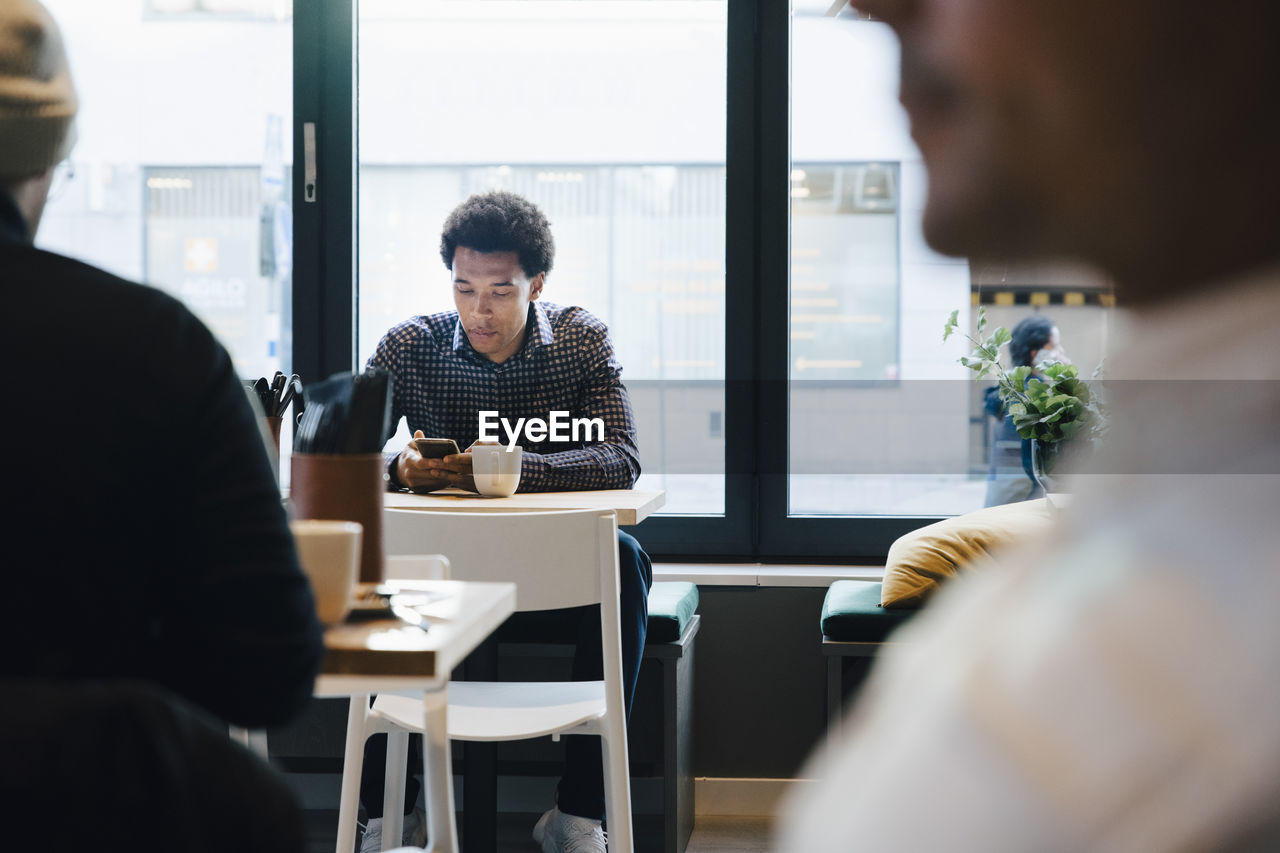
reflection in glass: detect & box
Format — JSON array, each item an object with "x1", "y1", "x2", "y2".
[
  {"x1": 788, "y1": 14, "x2": 1114, "y2": 518},
  {"x1": 790, "y1": 163, "x2": 900, "y2": 382}
]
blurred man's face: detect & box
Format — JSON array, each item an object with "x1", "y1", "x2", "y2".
[
  {"x1": 2, "y1": 168, "x2": 55, "y2": 237},
  {"x1": 852, "y1": 0, "x2": 1263, "y2": 284}
]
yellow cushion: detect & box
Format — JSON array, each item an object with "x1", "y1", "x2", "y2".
[{"x1": 881, "y1": 499, "x2": 1054, "y2": 609}]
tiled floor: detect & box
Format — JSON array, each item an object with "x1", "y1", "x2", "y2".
[{"x1": 306, "y1": 811, "x2": 774, "y2": 853}]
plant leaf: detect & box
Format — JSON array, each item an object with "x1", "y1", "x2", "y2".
[
  {"x1": 1059, "y1": 420, "x2": 1085, "y2": 440},
  {"x1": 943, "y1": 309, "x2": 959, "y2": 341}
]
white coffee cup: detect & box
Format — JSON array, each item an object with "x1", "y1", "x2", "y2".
[
  {"x1": 471, "y1": 444, "x2": 523, "y2": 497},
  {"x1": 289, "y1": 519, "x2": 362, "y2": 624}
]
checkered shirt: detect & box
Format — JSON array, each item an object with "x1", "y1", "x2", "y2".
[{"x1": 368, "y1": 301, "x2": 640, "y2": 492}]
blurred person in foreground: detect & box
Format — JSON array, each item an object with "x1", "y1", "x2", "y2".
[
  {"x1": 0, "y1": 2, "x2": 323, "y2": 848},
  {"x1": 983, "y1": 314, "x2": 1068, "y2": 506},
  {"x1": 781, "y1": 1, "x2": 1280, "y2": 851}
]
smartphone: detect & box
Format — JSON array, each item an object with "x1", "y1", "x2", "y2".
[{"x1": 413, "y1": 437, "x2": 461, "y2": 459}]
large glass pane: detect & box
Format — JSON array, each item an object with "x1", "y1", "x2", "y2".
[
  {"x1": 358, "y1": 0, "x2": 728, "y2": 514},
  {"x1": 37, "y1": 0, "x2": 294, "y2": 386},
  {"x1": 789, "y1": 5, "x2": 1113, "y2": 517}
]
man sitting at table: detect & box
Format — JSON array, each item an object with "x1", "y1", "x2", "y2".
[{"x1": 362, "y1": 189, "x2": 651, "y2": 853}]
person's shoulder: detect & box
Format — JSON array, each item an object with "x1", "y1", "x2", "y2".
[
  {"x1": 10, "y1": 244, "x2": 162, "y2": 300},
  {"x1": 7, "y1": 244, "x2": 206, "y2": 330},
  {"x1": 543, "y1": 303, "x2": 610, "y2": 339},
  {"x1": 381, "y1": 311, "x2": 458, "y2": 347}
]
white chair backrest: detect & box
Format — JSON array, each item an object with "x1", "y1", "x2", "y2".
[
  {"x1": 382, "y1": 508, "x2": 618, "y2": 613},
  {"x1": 384, "y1": 553, "x2": 450, "y2": 581},
  {"x1": 383, "y1": 507, "x2": 629, "y2": 819}
]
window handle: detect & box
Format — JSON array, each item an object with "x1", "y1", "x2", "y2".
[{"x1": 303, "y1": 121, "x2": 317, "y2": 202}]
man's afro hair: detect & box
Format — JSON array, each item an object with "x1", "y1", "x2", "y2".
[{"x1": 439, "y1": 190, "x2": 555, "y2": 278}]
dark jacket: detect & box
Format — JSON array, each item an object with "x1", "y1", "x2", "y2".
[
  {"x1": 0, "y1": 191, "x2": 322, "y2": 728},
  {"x1": 0, "y1": 679, "x2": 308, "y2": 852}
]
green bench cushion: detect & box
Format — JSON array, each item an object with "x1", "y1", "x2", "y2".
[
  {"x1": 494, "y1": 581, "x2": 699, "y2": 645},
  {"x1": 821, "y1": 580, "x2": 918, "y2": 643},
  {"x1": 646, "y1": 582, "x2": 700, "y2": 643}
]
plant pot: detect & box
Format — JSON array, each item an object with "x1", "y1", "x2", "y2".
[{"x1": 1030, "y1": 439, "x2": 1061, "y2": 497}]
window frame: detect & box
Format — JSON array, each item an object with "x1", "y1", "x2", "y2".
[{"x1": 292, "y1": 0, "x2": 945, "y2": 563}]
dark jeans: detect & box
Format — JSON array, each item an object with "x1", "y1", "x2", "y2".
[{"x1": 362, "y1": 530, "x2": 653, "y2": 823}]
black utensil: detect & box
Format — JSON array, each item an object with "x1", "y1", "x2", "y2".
[
  {"x1": 290, "y1": 376, "x2": 306, "y2": 422},
  {"x1": 294, "y1": 400, "x2": 324, "y2": 452},
  {"x1": 269, "y1": 372, "x2": 287, "y2": 411},
  {"x1": 301, "y1": 373, "x2": 351, "y2": 453},
  {"x1": 344, "y1": 369, "x2": 392, "y2": 453},
  {"x1": 277, "y1": 374, "x2": 300, "y2": 417},
  {"x1": 252, "y1": 376, "x2": 272, "y2": 414}
]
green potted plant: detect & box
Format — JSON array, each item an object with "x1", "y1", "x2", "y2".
[{"x1": 944, "y1": 307, "x2": 1105, "y2": 492}]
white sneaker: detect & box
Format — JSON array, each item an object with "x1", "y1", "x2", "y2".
[
  {"x1": 532, "y1": 806, "x2": 607, "y2": 853},
  {"x1": 359, "y1": 805, "x2": 427, "y2": 852}
]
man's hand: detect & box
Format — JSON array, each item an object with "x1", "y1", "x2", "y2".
[{"x1": 396, "y1": 430, "x2": 476, "y2": 493}]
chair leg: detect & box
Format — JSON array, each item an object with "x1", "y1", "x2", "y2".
[
  {"x1": 826, "y1": 656, "x2": 843, "y2": 736},
  {"x1": 247, "y1": 728, "x2": 270, "y2": 758},
  {"x1": 420, "y1": 687, "x2": 458, "y2": 853},
  {"x1": 382, "y1": 730, "x2": 409, "y2": 851},
  {"x1": 337, "y1": 696, "x2": 371, "y2": 853},
  {"x1": 600, "y1": 728, "x2": 634, "y2": 853}
]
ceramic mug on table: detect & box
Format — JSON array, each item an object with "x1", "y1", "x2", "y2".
[
  {"x1": 289, "y1": 519, "x2": 362, "y2": 624},
  {"x1": 471, "y1": 444, "x2": 523, "y2": 497}
]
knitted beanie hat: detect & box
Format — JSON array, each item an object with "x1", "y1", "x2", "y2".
[{"x1": 0, "y1": 0, "x2": 77, "y2": 177}]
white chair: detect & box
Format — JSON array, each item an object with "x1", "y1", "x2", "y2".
[
  {"x1": 383, "y1": 553, "x2": 452, "y2": 583},
  {"x1": 338, "y1": 508, "x2": 633, "y2": 853},
  {"x1": 334, "y1": 552, "x2": 451, "y2": 853}
]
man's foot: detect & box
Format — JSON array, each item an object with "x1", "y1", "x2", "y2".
[
  {"x1": 532, "y1": 806, "x2": 607, "y2": 853},
  {"x1": 359, "y1": 805, "x2": 427, "y2": 852}
]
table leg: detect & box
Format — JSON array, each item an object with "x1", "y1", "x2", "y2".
[
  {"x1": 382, "y1": 730, "x2": 409, "y2": 850},
  {"x1": 463, "y1": 638, "x2": 498, "y2": 853},
  {"x1": 421, "y1": 686, "x2": 458, "y2": 853},
  {"x1": 336, "y1": 696, "x2": 370, "y2": 853}
]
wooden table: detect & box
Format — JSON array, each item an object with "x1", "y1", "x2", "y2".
[
  {"x1": 316, "y1": 579, "x2": 516, "y2": 853},
  {"x1": 384, "y1": 488, "x2": 665, "y2": 526}
]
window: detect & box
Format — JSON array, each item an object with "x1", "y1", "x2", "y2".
[
  {"x1": 356, "y1": 0, "x2": 728, "y2": 516},
  {"x1": 38, "y1": 0, "x2": 294, "y2": 386},
  {"x1": 293, "y1": 0, "x2": 1114, "y2": 560},
  {"x1": 782, "y1": 5, "x2": 1113, "y2": 536}
]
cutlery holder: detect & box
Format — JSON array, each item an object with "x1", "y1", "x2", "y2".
[
  {"x1": 290, "y1": 453, "x2": 385, "y2": 583},
  {"x1": 265, "y1": 416, "x2": 282, "y2": 456}
]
